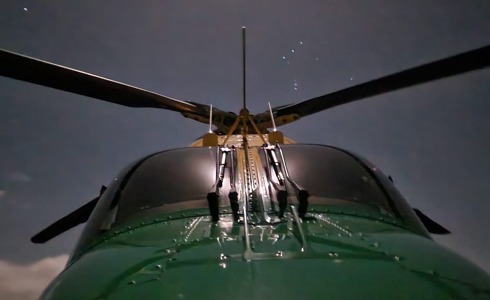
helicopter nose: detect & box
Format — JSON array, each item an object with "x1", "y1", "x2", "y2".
[{"x1": 40, "y1": 214, "x2": 490, "y2": 300}]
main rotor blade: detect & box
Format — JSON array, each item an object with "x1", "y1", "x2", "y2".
[
  {"x1": 0, "y1": 49, "x2": 201, "y2": 111},
  {"x1": 0, "y1": 49, "x2": 237, "y2": 129},
  {"x1": 255, "y1": 45, "x2": 490, "y2": 128}
]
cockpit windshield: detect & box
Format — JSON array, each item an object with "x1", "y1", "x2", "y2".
[
  {"x1": 74, "y1": 144, "x2": 422, "y2": 257},
  {"x1": 277, "y1": 145, "x2": 392, "y2": 213},
  {"x1": 116, "y1": 148, "x2": 221, "y2": 223}
]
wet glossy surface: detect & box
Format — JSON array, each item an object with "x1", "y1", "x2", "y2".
[{"x1": 43, "y1": 209, "x2": 490, "y2": 300}]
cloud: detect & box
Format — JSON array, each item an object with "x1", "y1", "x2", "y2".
[
  {"x1": 0, "y1": 255, "x2": 68, "y2": 300},
  {"x1": 6, "y1": 172, "x2": 32, "y2": 183}
]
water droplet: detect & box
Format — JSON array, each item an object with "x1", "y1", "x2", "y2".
[
  {"x1": 155, "y1": 264, "x2": 162, "y2": 269},
  {"x1": 282, "y1": 56, "x2": 286, "y2": 60},
  {"x1": 275, "y1": 250, "x2": 284, "y2": 257},
  {"x1": 220, "y1": 253, "x2": 228, "y2": 260},
  {"x1": 294, "y1": 87, "x2": 298, "y2": 91},
  {"x1": 128, "y1": 280, "x2": 136, "y2": 285},
  {"x1": 350, "y1": 77, "x2": 353, "y2": 81},
  {"x1": 23, "y1": 7, "x2": 28, "y2": 12},
  {"x1": 219, "y1": 262, "x2": 227, "y2": 269},
  {"x1": 394, "y1": 256, "x2": 400, "y2": 261},
  {"x1": 287, "y1": 61, "x2": 290, "y2": 64},
  {"x1": 299, "y1": 41, "x2": 303, "y2": 45},
  {"x1": 291, "y1": 49, "x2": 295, "y2": 53},
  {"x1": 371, "y1": 242, "x2": 380, "y2": 248},
  {"x1": 315, "y1": 57, "x2": 319, "y2": 61}
]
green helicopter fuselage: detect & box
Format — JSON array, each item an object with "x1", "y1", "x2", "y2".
[{"x1": 40, "y1": 141, "x2": 490, "y2": 300}]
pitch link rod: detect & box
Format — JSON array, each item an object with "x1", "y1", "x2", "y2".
[
  {"x1": 262, "y1": 145, "x2": 288, "y2": 218},
  {"x1": 207, "y1": 147, "x2": 231, "y2": 222},
  {"x1": 228, "y1": 147, "x2": 239, "y2": 221}
]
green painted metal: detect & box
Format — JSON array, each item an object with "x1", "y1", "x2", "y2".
[{"x1": 41, "y1": 208, "x2": 490, "y2": 300}]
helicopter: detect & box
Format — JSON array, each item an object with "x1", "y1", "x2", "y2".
[{"x1": 1, "y1": 27, "x2": 490, "y2": 299}]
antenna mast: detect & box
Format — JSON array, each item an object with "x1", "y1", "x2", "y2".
[
  {"x1": 242, "y1": 26, "x2": 247, "y2": 109},
  {"x1": 268, "y1": 102, "x2": 277, "y2": 132},
  {"x1": 208, "y1": 104, "x2": 213, "y2": 133}
]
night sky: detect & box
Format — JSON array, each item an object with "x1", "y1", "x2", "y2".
[{"x1": 1, "y1": 1, "x2": 489, "y2": 298}]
